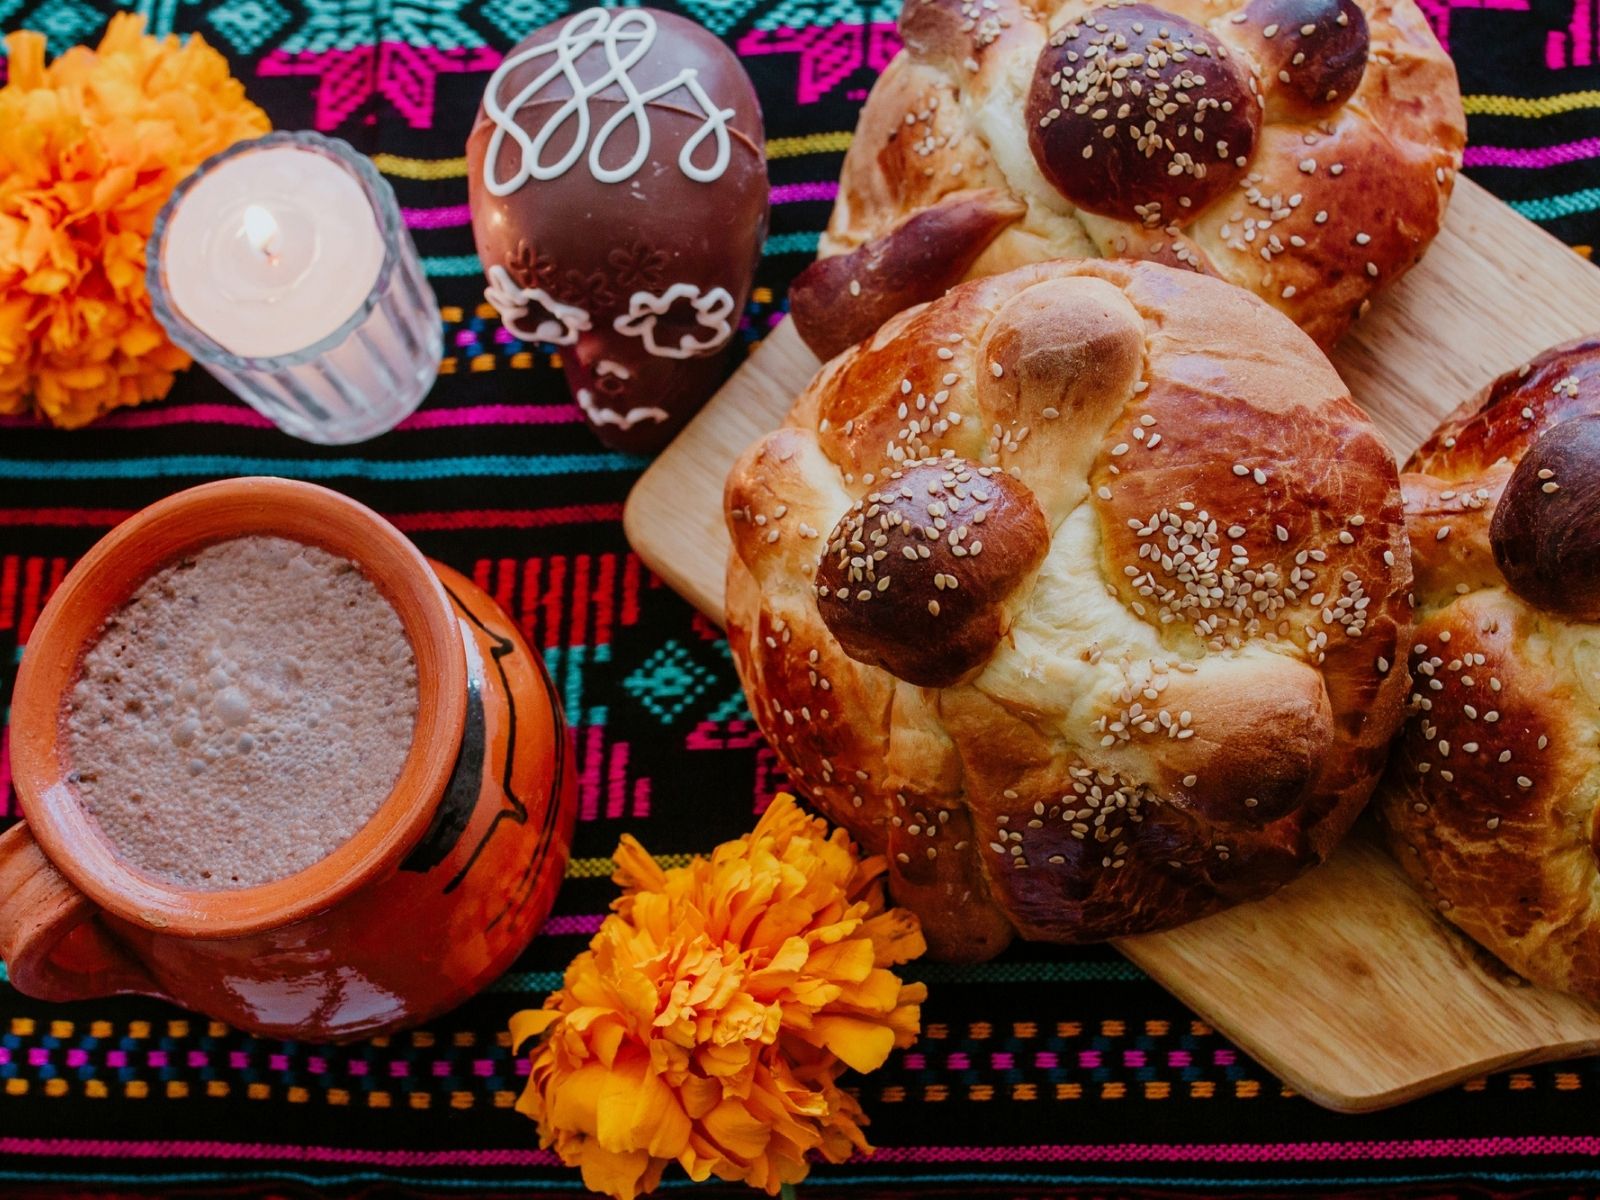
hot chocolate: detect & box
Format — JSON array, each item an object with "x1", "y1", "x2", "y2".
[{"x1": 62, "y1": 535, "x2": 418, "y2": 890}]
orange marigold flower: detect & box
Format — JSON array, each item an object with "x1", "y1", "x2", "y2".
[
  {"x1": 511, "y1": 793, "x2": 928, "y2": 1200},
  {"x1": 0, "y1": 15, "x2": 269, "y2": 427}
]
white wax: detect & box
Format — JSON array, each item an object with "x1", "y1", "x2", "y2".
[{"x1": 161, "y1": 147, "x2": 387, "y2": 359}]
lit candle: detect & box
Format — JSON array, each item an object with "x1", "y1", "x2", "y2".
[{"x1": 148, "y1": 132, "x2": 442, "y2": 444}]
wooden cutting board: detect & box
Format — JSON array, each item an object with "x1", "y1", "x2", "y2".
[{"x1": 623, "y1": 178, "x2": 1600, "y2": 1112}]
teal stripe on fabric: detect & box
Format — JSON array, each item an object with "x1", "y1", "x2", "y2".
[
  {"x1": 1510, "y1": 187, "x2": 1600, "y2": 221},
  {"x1": 487, "y1": 971, "x2": 564, "y2": 993},
  {"x1": 0, "y1": 456, "x2": 641, "y2": 482},
  {"x1": 907, "y1": 960, "x2": 1149, "y2": 984},
  {"x1": 764, "y1": 231, "x2": 822, "y2": 256},
  {"x1": 429, "y1": 238, "x2": 822, "y2": 271},
  {"x1": 423, "y1": 254, "x2": 493, "y2": 278}
]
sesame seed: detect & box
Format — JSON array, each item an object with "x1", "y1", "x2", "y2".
[
  {"x1": 1436, "y1": 526, "x2": 1450, "y2": 541},
  {"x1": 990, "y1": 361, "x2": 1004, "y2": 378},
  {"x1": 928, "y1": 600, "x2": 941, "y2": 616}
]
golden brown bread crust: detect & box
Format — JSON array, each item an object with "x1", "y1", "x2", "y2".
[
  {"x1": 789, "y1": 190, "x2": 1027, "y2": 364},
  {"x1": 726, "y1": 259, "x2": 1411, "y2": 959},
  {"x1": 1380, "y1": 335, "x2": 1600, "y2": 1001},
  {"x1": 796, "y1": 0, "x2": 1463, "y2": 357}
]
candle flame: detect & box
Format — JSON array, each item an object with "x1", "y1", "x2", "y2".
[{"x1": 242, "y1": 204, "x2": 281, "y2": 262}]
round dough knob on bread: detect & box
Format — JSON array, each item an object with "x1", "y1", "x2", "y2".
[{"x1": 726, "y1": 259, "x2": 1411, "y2": 959}]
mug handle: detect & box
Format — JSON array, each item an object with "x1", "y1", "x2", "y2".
[{"x1": 0, "y1": 823, "x2": 169, "y2": 1003}]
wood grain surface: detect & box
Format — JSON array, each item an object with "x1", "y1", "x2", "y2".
[{"x1": 623, "y1": 177, "x2": 1600, "y2": 1111}]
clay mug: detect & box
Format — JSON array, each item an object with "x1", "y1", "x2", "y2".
[{"x1": 0, "y1": 477, "x2": 576, "y2": 1041}]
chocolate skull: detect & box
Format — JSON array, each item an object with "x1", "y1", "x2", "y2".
[{"x1": 467, "y1": 7, "x2": 770, "y2": 453}]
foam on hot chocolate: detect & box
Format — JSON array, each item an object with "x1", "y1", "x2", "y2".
[{"x1": 63, "y1": 536, "x2": 419, "y2": 890}]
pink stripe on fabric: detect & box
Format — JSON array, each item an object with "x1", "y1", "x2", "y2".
[
  {"x1": 771, "y1": 181, "x2": 839, "y2": 204},
  {"x1": 0, "y1": 406, "x2": 273, "y2": 430},
  {"x1": 0, "y1": 1140, "x2": 562, "y2": 1166},
  {"x1": 539, "y1": 913, "x2": 605, "y2": 936},
  {"x1": 1465, "y1": 138, "x2": 1600, "y2": 169},
  {"x1": 0, "y1": 725, "x2": 12, "y2": 819},
  {"x1": 397, "y1": 405, "x2": 584, "y2": 429},
  {"x1": 4, "y1": 1137, "x2": 1600, "y2": 1165},
  {"x1": 403, "y1": 204, "x2": 473, "y2": 230}
]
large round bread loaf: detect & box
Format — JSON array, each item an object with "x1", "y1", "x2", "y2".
[
  {"x1": 789, "y1": 0, "x2": 1464, "y2": 362},
  {"x1": 1381, "y1": 337, "x2": 1600, "y2": 1001},
  {"x1": 726, "y1": 259, "x2": 1411, "y2": 959}
]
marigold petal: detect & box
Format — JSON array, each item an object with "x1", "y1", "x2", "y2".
[
  {"x1": 700, "y1": 1096, "x2": 771, "y2": 1161},
  {"x1": 803, "y1": 1014, "x2": 897, "y2": 1074},
  {"x1": 676, "y1": 1073, "x2": 721, "y2": 1121},
  {"x1": 862, "y1": 907, "x2": 928, "y2": 966},
  {"x1": 611, "y1": 834, "x2": 668, "y2": 894},
  {"x1": 596, "y1": 1059, "x2": 692, "y2": 1159},
  {"x1": 509, "y1": 1008, "x2": 561, "y2": 1051},
  {"x1": 578, "y1": 1145, "x2": 656, "y2": 1200},
  {"x1": 3, "y1": 32, "x2": 47, "y2": 89}
]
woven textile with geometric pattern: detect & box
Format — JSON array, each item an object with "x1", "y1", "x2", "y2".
[{"x1": 6, "y1": 0, "x2": 1600, "y2": 1192}]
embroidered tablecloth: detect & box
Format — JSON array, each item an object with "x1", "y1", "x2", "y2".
[{"x1": 4, "y1": 0, "x2": 1600, "y2": 1193}]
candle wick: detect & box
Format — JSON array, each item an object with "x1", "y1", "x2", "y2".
[{"x1": 242, "y1": 204, "x2": 283, "y2": 265}]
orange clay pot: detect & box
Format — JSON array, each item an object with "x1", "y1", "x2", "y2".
[{"x1": 0, "y1": 477, "x2": 576, "y2": 1041}]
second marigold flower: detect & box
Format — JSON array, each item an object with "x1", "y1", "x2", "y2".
[{"x1": 510, "y1": 793, "x2": 928, "y2": 1200}]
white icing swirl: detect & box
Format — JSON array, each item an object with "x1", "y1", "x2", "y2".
[{"x1": 481, "y1": 7, "x2": 736, "y2": 192}]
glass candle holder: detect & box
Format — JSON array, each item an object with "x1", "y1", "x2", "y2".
[{"x1": 147, "y1": 131, "x2": 443, "y2": 445}]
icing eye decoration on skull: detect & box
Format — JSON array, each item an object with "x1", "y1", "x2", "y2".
[
  {"x1": 466, "y1": 6, "x2": 770, "y2": 454},
  {"x1": 613, "y1": 284, "x2": 736, "y2": 360},
  {"x1": 483, "y1": 265, "x2": 592, "y2": 346}
]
